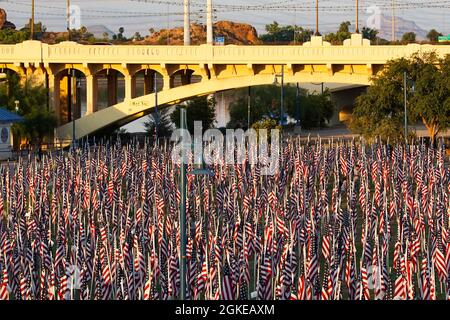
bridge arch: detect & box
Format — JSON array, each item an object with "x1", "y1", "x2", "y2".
[
  {"x1": 0, "y1": 66, "x2": 21, "y2": 78},
  {"x1": 56, "y1": 71, "x2": 371, "y2": 141},
  {"x1": 94, "y1": 67, "x2": 127, "y2": 110},
  {"x1": 133, "y1": 69, "x2": 164, "y2": 96},
  {"x1": 0, "y1": 66, "x2": 23, "y2": 99},
  {"x1": 49, "y1": 68, "x2": 88, "y2": 125},
  {"x1": 170, "y1": 68, "x2": 203, "y2": 88}
]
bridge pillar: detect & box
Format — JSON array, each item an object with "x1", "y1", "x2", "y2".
[
  {"x1": 125, "y1": 75, "x2": 136, "y2": 101},
  {"x1": 163, "y1": 76, "x2": 171, "y2": 91},
  {"x1": 48, "y1": 73, "x2": 61, "y2": 125},
  {"x1": 86, "y1": 74, "x2": 98, "y2": 115},
  {"x1": 107, "y1": 72, "x2": 118, "y2": 106}
]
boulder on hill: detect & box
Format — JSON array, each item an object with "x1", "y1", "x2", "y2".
[
  {"x1": 141, "y1": 21, "x2": 261, "y2": 45},
  {"x1": 0, "y1": 8, "x2": 16, "y2": 30}
]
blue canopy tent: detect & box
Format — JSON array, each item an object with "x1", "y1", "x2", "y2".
[{"x1": 0, "y1": 108, "x2": 23, "y2": 160}]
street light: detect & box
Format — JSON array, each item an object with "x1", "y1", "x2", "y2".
[
  {"x1": 273, "y1": 65, "x2": 285, "y2": 126},
  {"x1": 247, "y1": 86, "x2": 251, "y2": 129},
  {"x1": 154, "y1": 73, "x2": 160, "y2": 141},
  {"x1": 296, "y1": 83, "x2": 301, "y2": 129},
  {"x1": 178, "y1": 106, "x2": 214, "y2": 300},
  {"x1": 14, "y1": 100, "x2": 19, "y2": 113}
]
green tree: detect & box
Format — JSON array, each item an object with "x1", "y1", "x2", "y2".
[
  {"x1": 361, "y1": 27, "x2": 379, "y2": 42},
  {"x1": 0, "y1": 29, "x2": 30, "y2": 44},
  {"x1": 144, "y1": 107, "x2": 173, "y2": 139},
  {"x1": 408, "y1": 53, "x2": 450, "y2": 145},
  {"x1": 287, "y1": 90, "x2": 334, "y2": 129},
  {"x1": 401, "y1": 32, "x2": 416, "y2": 44},
  {"x1": 325, "y1": 21, "x2": 352, "y2": 44},
  {"x1": 171, "y1": 97, "x2": 216, "y2": 134},
  {"x1": 426, "y1": 29, "x2": 443, "y2": 43},
  {"x1": 91, "y1": 126, "x2": 130, "y2": 143},
  {"x1": 349, "y1": 57, "x2": 410, "y2": 143},
  {"x1": 227, "y1": 85, "x2": 292, "y2": 128},
  {"x1": 259, "y1": 21, "x2": 313, "y2": 43},
  {"x1": 19, "y1": 107, "x2": 57, "y2": 147},
  {"x1": 117, "y1": 27, "x2": 126, "y2": 41},
  {"x1": 0, "y1": 75, "x2": 56, "y2": 147},
  {"x1": 351, "y1": 52, "x2": 450, "y2": 145},
  {"x1": 23, "y1": 21, "x2": 46, "y2": 33},
  {"x1": 227, "y1": 85, "x2": 334, "y2": 130},
  {"x1": 133, "y1": 32, "x2": 142, "y2": 41}
]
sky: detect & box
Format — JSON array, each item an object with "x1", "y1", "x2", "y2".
[{"x1": 0, "y1": 0, "x2": 449, "y2": 37}]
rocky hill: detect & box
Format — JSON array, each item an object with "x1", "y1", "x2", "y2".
[
  {"x1": 139, "y1": 21, "x2": 261, "y2": 45},
  {"x1": 377, "y1": 14, "x2": 428, "y2": 41},
  {"x1": 0, "y1": 8, "x2": 15, "y2": 30}
]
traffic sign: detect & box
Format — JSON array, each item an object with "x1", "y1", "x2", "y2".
[{"x1": 215, "y1": 36, "x2": 225, "y2": 46}]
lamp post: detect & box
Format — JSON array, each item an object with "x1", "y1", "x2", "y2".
[
  {"x1": 403, "y1": 71, "x2": 415, "y2": 144},
  {"x1": 296, "y1": 83, "x2": 301, "y2": 129},
  {"x1": 403, "y1": 71, "x2": 407, "y2": 142},
  {"x1": 273, "y1": 65, "x2": 285, "y2": 126},
  {"x1": 68, "y1": 69, "x2": 77, "y2": 149},
  {"x1": 178, "y1": 108, "x2": 214, "y2": 300},
  {"x1": 403, "y1": 71, "x2": 416, "y2": 143},
  {"x1": 247, "y1": 86, "x2": 251, "y2": 129},
  {"x1": 154, "y1": 73, "x2": 159, "y2": 139}
]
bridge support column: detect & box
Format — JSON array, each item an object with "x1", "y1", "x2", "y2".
[
  {"x1": 48, "y1": 73, "x2": 61, "y2": 125},
  {"x1": 107, "y1": 72, "x2": 118, "y2": 106},
  {"x1": 143, "y1": 73, "x2": 154, "y2": 95},
  {"x1": 125, "y1": 75, "x2": 136, "y2": 101},
  {"x1": 86, "y1": 74, "x2": 97, "y2": 115},
  {"x1": 163, "y1": 76, "x2": 171, "y2": 91}
]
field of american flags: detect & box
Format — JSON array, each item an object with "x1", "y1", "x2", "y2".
[{"x1": 0, "y1": 138, "x2": 449, "y2": 300}]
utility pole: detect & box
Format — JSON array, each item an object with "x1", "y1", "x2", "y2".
[
  {"x1": 184, "y1": 0, "x2": 190, "y2": 46},
  {"x1": 355, "y1": 0, "x2": 359, "y2": 33},
  {"x1": 30, "y1": 0, "x2": 35, "y2": 40},
  {"x1": 207, "y1": 0, "x2": 213, "y2": 44},
  {"x1": 392, "y1": 0, "x2": 396, "y2": 42},
  {"x1": 67, "y1": 0, "x2": 71, "y2": 41},
  {"x1": 315, "y1": 0, "x2": 319, "y2": 35}
]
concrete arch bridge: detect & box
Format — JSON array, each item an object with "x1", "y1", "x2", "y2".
[{"x1": 0, "y1": 34, "x2": 448, "y2": 141}]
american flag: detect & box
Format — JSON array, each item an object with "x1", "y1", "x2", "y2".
[{"x1": 0, "y1": 137, "x2": 448, "y2": 300}]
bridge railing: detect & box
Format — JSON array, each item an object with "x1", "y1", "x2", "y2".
[{"x1": 0, "y1": 40, "x2": 450, "y2": 66}]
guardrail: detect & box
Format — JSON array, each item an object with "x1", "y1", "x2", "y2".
[{"x1": 0, "y1": 40, "x2": 450, "y2": 66}]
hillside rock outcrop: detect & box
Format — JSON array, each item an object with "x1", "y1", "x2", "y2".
[
  {"x1": 141, "y1": 21, "x2": 261, "y2": 45},
  {"x1": 0, "y1": 8, "x2": 16, "y2": 30}
]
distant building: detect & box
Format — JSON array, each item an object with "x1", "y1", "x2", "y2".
[{"x1": 0, "y1": 108, "x2": 22, "y2": 160}]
